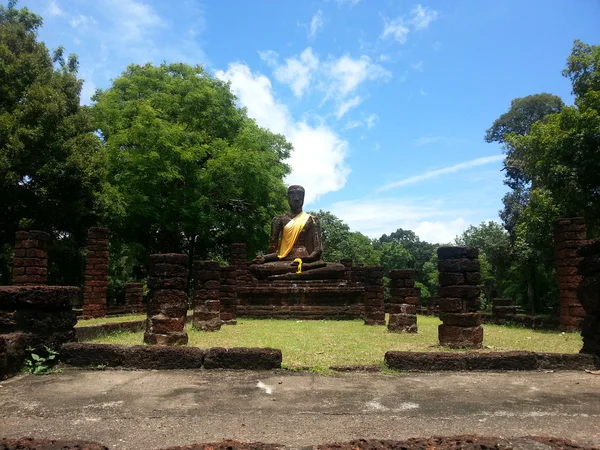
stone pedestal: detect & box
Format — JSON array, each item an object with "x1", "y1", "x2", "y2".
[
  {"x1": 12, "y1": 231, "x2": 50, "y2": 286},
  {"x1": 0, "y1": 286, "x2": 78, "y2": 378},
  {"x1": 82, "y1": 227, "x2": 110, "y2": 318},
  {"x1": 124, "y1": 282, "x2": 144, "y2": 313},
  {"x1": 219, "y1": 266, "x2": 238, "y2": 325},
  {"x1": 388, "y1": 269, "x2": 418, "y2": 333},
  {"x1": 492, "y1": 298, "x2": 517, "y2": 321},
  {"x1": 144, "y1": 254, "x2": 188, "y2": 345},
  {"x1": 193, "y1": 260, "x2": 221, "y2": 331},
  {"x1": 554, "y1": 217, "x2": 587, "y2": 332},
  {"x1": 437, "y1": 246, "x2": 483, "y2": 348},
  {"x1": 362, "y1": 265, "x2": 385, "y2": 326},
  {"x1": 577, "y1": 239, "x2": 600, "y2": 357}
]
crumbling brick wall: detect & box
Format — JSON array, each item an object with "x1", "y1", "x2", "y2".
[
  {"x1": 554, "y1": 217, "x2": 587, "y2": 332},
  {"x1": 437, "y1": 246, "x2": 483, "y2": 348},
  {"x1": 12, "y1": 231, "x2": 50, "y2": 286},
  {"x1": 219, "y1": 266, "x2": 238, "y2": 325},
  {"x1": 577, "y1": 239, "x2": 600, "y2": 357},
  {"x1": 193, "y1": 260, "x2": 221, "y2": 331},
  {"x1": 361, "y1": 266, "x2": 385, "y2": 326},
  {"x1": 144, "y1": 254, "x2": 189, "y2": 345},
  {"x1": 492, "y1": 298, "x2": 517, "y2": 322},
  {"x1": 388, "y1": 269, "x2": 418, "y2": 333},
  {"x1": 82, "y1": 227, "x2": 110, "y2": 319},
  {"x1": 124, "y1": 282, "x2": 144, "y2": 313}
]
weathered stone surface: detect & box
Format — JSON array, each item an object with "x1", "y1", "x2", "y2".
[
  {"x1": 0, "y1": 437, "x2": 108, "y2": 450},
  {"x1": 438, "y1": 259, "x2": 480, "y2": 273},
  {"x1": 150, "y1": 253, "x2": 189, "y2": 266},
  {"x1": 388, "y1": 269, "x2": 415, "y2": 279},
  {"x1": 203, "y1": 347, "x2": 282, "y2": 370},
  {"x1": 439, "y1": 313, "x2": 482, "y2": 327},
  {"x1": 0, "y1": 286, "x2": 79, "y2": 310},
  {"x1": 438, "y1": 325, "x2": 483, "y2": 349},
  {"x1": 147, "y1": 276, "x2": 187, "y2": 291},
  {"x1": 438, "y1": 285, "x2": 481, "y2": 299},
  {"x1": 437, "y1": 246, "x2": 479, "y2": 260},
  {"x1": 143, "y1": 332, "x2": 188, "y2": 346}
]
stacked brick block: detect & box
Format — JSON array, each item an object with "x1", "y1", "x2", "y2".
[
  {"x1": 144, "y1": 254, "x2": 189, "y2": 345},
  {"x1": 554, "y1": 217, "x2": 587, "y2": 332},
  {"x1": 219, "y1": 266, "x2": 238, "y2": 325},
  {"x1": 362, "y1": 265, "x2": 385, "y2": 326},
  {"x1": 577, "y1": 239, "x2": 600, "y2": 357},
  {"x1": 388, "y1": 269, "x2": 418, "y2": 333},
  {"x1": 82, "y1": 227, "x2": 110, "y2": 319},
  {"x1": 230, "y1": 243, "x2": 252, "y2": 287},
  {"x1": 0, "y1": 286, "x2": 78, "y2": 378},
  {"x1": 124, "y1": 282, "x2": 144, "y2": 313},
  {"x1": 492, "y1": 298, "x2": 517, "y2": 321},
  {"x1": 193, "y1": 260, "x2": 221, "y2": 331},
  {"x1": 12, "y1": 231, "x2": 50, "y2": 285},
  {"x1": 437, "y1": 246, "x2": 483, "y2": 348}
]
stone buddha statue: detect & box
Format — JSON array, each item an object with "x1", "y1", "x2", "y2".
[{"x1": 249, "y1": 185, "x2": 346, "y2": 280}]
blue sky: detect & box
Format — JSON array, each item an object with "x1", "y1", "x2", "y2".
[{"x1": 15, "y1": 0, "x2": 600, "y2": 243}]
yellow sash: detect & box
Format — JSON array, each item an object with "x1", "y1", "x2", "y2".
[{"x1": 278, "y1": 212, "x2": 310, "y2": 259}]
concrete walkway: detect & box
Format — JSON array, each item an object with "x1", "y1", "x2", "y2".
[{"x1": 0, "y1": 369, "x2": 599, "y2": 449}]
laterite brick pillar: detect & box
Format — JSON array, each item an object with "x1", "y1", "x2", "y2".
[
  {"x1": 124, "y1": 282, "x2": 144, "y2": 313},
  {"x1": 492, "y1": 298, "x2": 517, "y2": 321},
  {"x1": 82, "y1": 227, "x2": 110, "y2": 318},
  {"x1": 144, "y1": 254, "x2": 188, "y2": 345},
  {"x1": 437, "y1": 246, "x2": 483, "y2": 348},
  {"x1": 193, "y1": 260, "x2": 221, "y2": 331},
  {"x1": 388, "y1": 269, "x2": 418, "y2": 333},
  {"x1": 577, "y1": 240, "x2": 600, "y2": 357},
  {"x1": 554, "y1": 217, "x2": 587, "y2": 332},
  {"x1": 230, "y1": 243, "x2": 251, "y2": 287},
  {"x1": 219, "y1": 266, "x2": 238, "y2": 325},
  {"x1": 12, "y1": 231, "x2": 50, "y2": 285},
  {"x1": 362, "y1": 265, "x2": 385, "y2": 326}
]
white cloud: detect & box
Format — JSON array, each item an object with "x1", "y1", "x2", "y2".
[
  {"x1": 48, "y1": 0, "x2": 64, "y2": 17},
  {"x1": 70, "y1": 15, "x2": 96, "y2": 29},
  {"x1": 365, "y1": 113, "x2": 378, "y2": 129},
  {"x1": 381, "y1": 18, "x2": 410, "y2": 44},
  {"x1": 345, "y1": 113, "x2": 378, "y2": 129},
  {"x1": 215, "y1": 63, "x2": 350, "y2": 204},
  {"x1": 309, "y1": 10, "x2": 325, "y2": 39},
  {"x1": 410, "y1": 4, "x2": 439, "y2": 30},
  {"x1": 258, "y1": 50, "x2": 279, "y2": 67},
  {"x1": 336, "y1": 95, "x2": 362, "y2": 119},
  {"x1": 326, "y1": 54, "x2": 391, "y2": 98},
  {"x1": 329, "y1": 197, "x2": 472, "y2": 242},
  {"x1": 378, "y1": 155, "x2": 505, "y2": 192},
  {"x1": 379, "y1": 54, "x2": 391, "y2": 62},
  {"x1": 411, "y1": 61, "x2": 424, "y2": 72},
  {"x1": 273, "y1": 48, "x2": 319, "y2": 98}
]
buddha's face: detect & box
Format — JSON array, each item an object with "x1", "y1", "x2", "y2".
[{"x1": 288, "y1": 188, "x2": 304, "y2": 212}]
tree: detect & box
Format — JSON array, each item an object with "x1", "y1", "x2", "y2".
[
  {"x1": 91, "y1": 62, "x2": 292, "y2": 278},
  {"x1": 378, "y1": 228, "x2": 436, "y2": 283},
  {"x1": 0, "y1": 1, "x2": 106, "y2": 285}
]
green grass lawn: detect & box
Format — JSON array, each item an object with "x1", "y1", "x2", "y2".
[
  {"x1": 75, "y1": 314, "x2": 147, "y2": 327},
  {"x1": 84, "y1": 315, "x2": 582, "y2": 369}
]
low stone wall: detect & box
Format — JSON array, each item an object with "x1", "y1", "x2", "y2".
[
  {"x1": 480, "y1": 313, "x2": 560, "y2": 330},
  {"x1": 75, "y1": 320, "x2": 146, "y2": 341},
  {"x1": 385, "y1": 350, "x2": 597, "y2": 371},
  {"x1": 237, "y1": 305, "x2": 363, "y2": 320},
  {"x1": 61, "y1": 343, "x2": 282, "y2": 370}
]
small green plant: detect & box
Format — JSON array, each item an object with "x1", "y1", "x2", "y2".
[{"x1": 23, "y1": 346, "x2": 62, "y2": 375}]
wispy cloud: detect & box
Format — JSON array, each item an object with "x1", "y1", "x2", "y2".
[
  {"x1": 272, "y1": 48, "x2": 319, "y2": 98},
  {"x1": 47, "y1": 0, "x2": 64, "y2": 17},
  {"x1": 378, "y1": 155, "x2": 504, "y2": 192},
  {"x1": 381, "y1": 18, "x2": 410, "y2": 44},
  {"x1": 345, "y1": 113, "x2": 378, "y2": 130},
  {"x1": 410, "y1": 4, "x2": 439, "y2": 30},
  {"x1": 336, "y1": 95, "x2": 363, "y2": 119},
  {"x1": 380, "y1": 4, "x2": 439, "y2": 45},
  {"x1": 308, "y1": 10, "x2": 324, "y2": 39},
  {"x1": 411, "y1": 61, "x2": 424, "y2": 72}
]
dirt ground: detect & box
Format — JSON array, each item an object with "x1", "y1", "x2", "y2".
[{"x1": 0, "y1": 369, "x2": 599, "y2": 449}]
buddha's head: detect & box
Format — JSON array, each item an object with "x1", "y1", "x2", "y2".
[{"x1": 287, "y1": 185, "x2": 305, "y2": 213}]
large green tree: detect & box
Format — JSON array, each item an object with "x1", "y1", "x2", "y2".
[
  {"x1": 92, "y1": 62, "x2": 292, "y2": 274},
  {"x1": 0, "y1": 1, "x2": 105, "y2": 285},
  {"x1": 378, "y1": 228, "x2": 437, "y2": 283}
]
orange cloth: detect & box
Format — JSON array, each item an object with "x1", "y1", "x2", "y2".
[{"x1": 277, "y1": 212, "x2": 310, "y2": 259}]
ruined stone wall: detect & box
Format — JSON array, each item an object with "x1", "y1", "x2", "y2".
[
  {"x1": 230, "y1": 243, "x2": 253, "y2": 287},
  {"x1": 0, "y1": 286, "x2": 78, "y2": 378},
  {"x1": 491, "y1": 298, "x2": 517, "y2": 321},
  {"x1": 577, "y1": 239, "x2": 600, "y2": 357},
  {"x1": 144, "y1": 254, "x2": 188, "y2": 345},
  {"x1": 437, "y1": 246, "x2": 483, "y2": 348},
  {"x1": 82, "y1": 227, "x2": 110, "y2": 319},
  {"x1": 12, "y1": 231, "x2": 50, "y2": 286},
  {"x1": 219, "y1": 266, "x2": 238, "y2": 325},
  {"x1": 124, "y1": 282, "x2": 144, "y2": 313},
  {"x1": 193, "y1": 260, "x2": 221, "y2": 331},
  {"x1": 388, "y1": 269, "x2": 418, "y2": 333},
  {"x1": 554, "y1": 217, "x2": 587, "y2": 332},
  {"x1": 362, "y1": 266, "x2": 385, "y2": 326}
]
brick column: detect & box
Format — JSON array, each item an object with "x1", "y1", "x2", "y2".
[
  {"x1": 12, "y1": 231, "x2": 50, "y2": 286},
  {"x1": 492, "y1": 298, "x2": 517, "y2": 321},
  {"x1": 340, "y1": 258, "x2": 353, "y2": 281},
  {"x1": 219, "y1": 266, "x2": 238, "y2": 325},
  {"x1": 230, "y1": 243, "x2": 251, "y2": 287},
  {"x1": 554, "y1": 217, "x2": 587, "y2": 332},
  {"x1": 577, "y1": 240, "x2": 600, "y2": 357},
  {"x1": 193, "y1": 260, "x2": 221, "y2": 331},
  {"x1": 124, "y1": 282, "x2": 144, "y2": 313},
  {"x1": 437, "y1": 246, "x2": 483, "y2": 348},
  {"x1": 388, "y1": 269, "x2": 418, "y2": 333},
  {"x1": 144, "y1": 254, "x2": 188, "y2": 345},
  {"x1": 82, "y1": 227, "x2": 110, "y2": 318},
  {"x1": 362, "y1": 265, "x2": 385, "y2": 325}
]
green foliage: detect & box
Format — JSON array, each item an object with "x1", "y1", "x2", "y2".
[
  {"x1": 0, "y1": 0, "x2": 106, "y2": 284},
  {"x1": 23, "y1": 346, "x2": 62, "y2": 375},
  {"x1": 378, "y1": 228, "x2": 437, "y2": 284}
]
